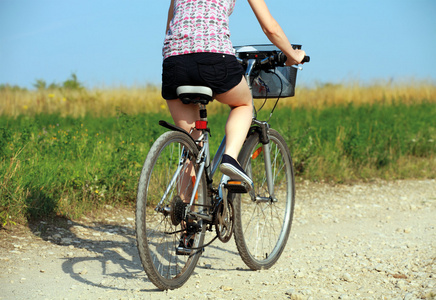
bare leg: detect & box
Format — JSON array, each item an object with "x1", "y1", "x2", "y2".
[
  {"x1": 215, "y1": 77, "x2": 253, "y2": 160},
  {"x1": 166, "y1": 100, "x2": 200, "y2": 140}
]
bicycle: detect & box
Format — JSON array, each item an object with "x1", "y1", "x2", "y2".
[{"x1": 136, "y1": 44, "x2": 310, "y2": 290}]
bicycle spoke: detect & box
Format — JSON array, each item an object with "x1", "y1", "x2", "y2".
[
  {"x1": 234, "y1": 129, "x2": 295, "y2": 270},
  {"x1": 136, "y1": 131, "x2": 207, "y2": 290}
]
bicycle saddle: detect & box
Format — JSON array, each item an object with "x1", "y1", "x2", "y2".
[{"x1": 176, "y1": 86, "x2": 213, "y2": 105}]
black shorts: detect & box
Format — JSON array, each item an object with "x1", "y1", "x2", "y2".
[{"x1": 161, "y1": 52, "x2": 245, "y2": 100}]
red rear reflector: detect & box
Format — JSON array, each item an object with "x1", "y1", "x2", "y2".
[{"x1": 195, "y1": 120, "x2": 208, "y2": 130}]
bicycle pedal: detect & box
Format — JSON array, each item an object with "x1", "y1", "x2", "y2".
[
  {"x1": 224, "y1": 180, "x2": 250, "y2": 193},
  {"x1": 176, "y1": 246, "x2": 192, "y2": 256}
]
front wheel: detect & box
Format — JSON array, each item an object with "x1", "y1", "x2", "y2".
[
  {"x1": 233, "y1": 129, "x2": 295, "y2": 270},
  {"x1": 136, "y1": 131, "x2": 207, "y2": 290}
]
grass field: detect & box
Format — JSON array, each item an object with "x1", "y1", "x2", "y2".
[{"x1": 0, "y1": 81, "x2": 435, "y2": 225}]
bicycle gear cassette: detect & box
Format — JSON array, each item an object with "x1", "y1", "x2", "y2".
[{"x1": 170, "y1": 196, "x2": 186, "y2": 226}]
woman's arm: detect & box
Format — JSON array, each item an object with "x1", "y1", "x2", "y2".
[
  {"x1": 166, "y1": 0, "x2": 175, "y2": 33},
  {"x1": 247, "y1": 0, "x2": 306, "y2": 65}
]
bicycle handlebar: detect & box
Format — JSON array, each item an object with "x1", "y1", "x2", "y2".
[
  {"x1": 238, "y1": 51, "x2": 310, "y2": 70},
  {"x1": 262, "y1": 53, "x2": 310, "y2": 67}
]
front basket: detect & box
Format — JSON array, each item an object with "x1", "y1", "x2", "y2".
[
  {"x1": 251, "y1": 66, "x2": 297, "y2": 98},
  {"x1": 235, "y1": 44, "x2": 301, "y2": 99}
]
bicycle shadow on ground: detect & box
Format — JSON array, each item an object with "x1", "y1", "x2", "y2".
[
  {"x1": 28, "y1": 216, "x2": 162, "y2": 293},
  {"x1": 28, "y1": 215, "x2": 245, "y2": 292}
]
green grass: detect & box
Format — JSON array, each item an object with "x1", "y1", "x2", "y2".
[
  {"x1": 267, "y1": 102, "x2": 435, "y2": 181},
  {"x1": 1, "y1": 102, "x2": 435, "y2": 226}
]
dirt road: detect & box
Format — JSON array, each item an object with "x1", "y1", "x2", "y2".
[{"x1": 1, "y1": 179, "x2": 435, "y2": 299}]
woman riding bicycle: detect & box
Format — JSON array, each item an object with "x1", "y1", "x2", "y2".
[{"x1": 161, "y1": 0, "x2": 306, "y2": 187}]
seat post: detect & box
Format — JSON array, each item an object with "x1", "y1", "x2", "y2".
[
  {"x1": 199, "y1": 104, "x2": 207, "y2": 120},
  {"x1": 195, "y1": 104, "x2": 208, "y2": 130}
]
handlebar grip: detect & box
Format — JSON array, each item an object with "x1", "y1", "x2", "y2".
[
  {"x1": 279, "y1": 53, "x2": 310, "y2": 65},
  {"x1": 277, "y1": 52, "x2": 287, "y2": 65}
]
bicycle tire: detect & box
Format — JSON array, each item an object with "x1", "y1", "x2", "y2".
[
  {"x1": 233, "y1": 128, "x2": 295, "y2": 270},
  {"x1": 136, "y1": 131, "x2": 207, "y2": 290}
]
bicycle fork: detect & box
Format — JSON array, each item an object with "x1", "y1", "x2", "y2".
[
  {"x1": 245, "y1": 59, "x2": 277, "y2": 203},
  {"x1": 252, "y1": 120, "x2": 277, "y2": 202}
]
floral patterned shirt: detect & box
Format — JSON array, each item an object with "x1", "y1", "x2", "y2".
[{"x1": 163, "y1": 0, "x2": 236, "y2": 59}]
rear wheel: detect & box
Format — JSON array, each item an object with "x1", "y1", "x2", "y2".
[
  {"x1": 233, "y1": 129, "x2": 295, "y2": 270},
  {"x1": 136, "y1": 131, "x2": 207, "y2": 290}
]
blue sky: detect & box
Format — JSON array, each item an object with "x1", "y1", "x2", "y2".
[{"x1": 1, "y1": 0, "x2": 435, "y2": 89}]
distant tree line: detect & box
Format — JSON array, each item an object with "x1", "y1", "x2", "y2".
[{"x1": 0, "y1": 73, "x2": 85, "y2": 91}]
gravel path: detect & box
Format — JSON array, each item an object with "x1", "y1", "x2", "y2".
[{"x1": 1, "y1": 179, "x2": 435, "y2": 300}]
